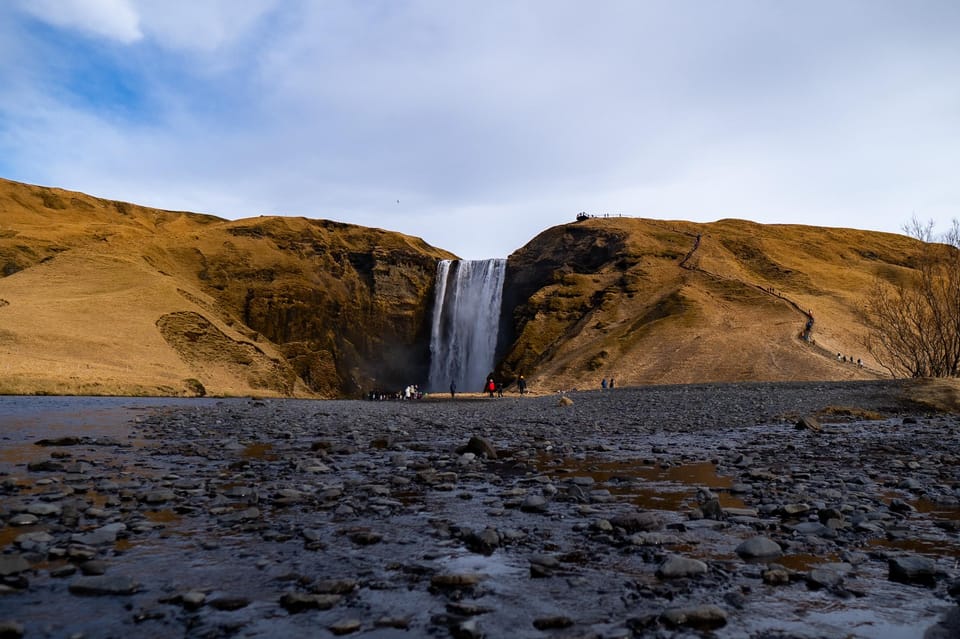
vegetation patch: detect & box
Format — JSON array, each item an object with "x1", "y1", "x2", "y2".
[
  {"x1": 817, "y1": 406, "x2": 885, "y2": 421},
  {"x1": 902, "y1": 378, "x2": 960, "y2": 413}
]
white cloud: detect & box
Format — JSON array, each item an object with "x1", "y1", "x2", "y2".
[
  {"x1": 3, "y1": 1, "x2": 960, "y2": 259},
  {"x1": 16, "y1": 0, "x2": 142, "y2": 43},
  {"x1": 134, "y1": 0, "x2": 281, "y2": 53}
]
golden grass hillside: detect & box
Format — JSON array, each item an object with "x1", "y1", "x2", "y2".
[
  {"x1": 0, "y1": 178, "x2": 453, "y2": 397},
  {"x1": 500, "y1": 216, "x2": 926, "y2": 392}
]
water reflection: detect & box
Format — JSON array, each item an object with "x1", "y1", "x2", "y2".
[{"x1": 538, "y1": 457, "x2": 746, "y2": 512}]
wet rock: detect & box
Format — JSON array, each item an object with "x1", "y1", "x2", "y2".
[
  {"x1": 280, "y1": 591, "x2": 341, "y2": 612},
  {"x1": 26, "y1": 502, "x2": 61, "y2": 517},
  {"x1": 889, "y1": 498, "x2": 916, "y2": 514},
  {"x1": 533, "y1": 616, "x2": 573, "y2": 629},
  {"x1": 656, "y1": 555, "x2": 708, "y2": 579},
  {"x1": 735, "y1": 536, "x2": 782, "y2": 559},
  {"x1": 0, "y1": 555, "x2": 30, "y2": 577},
  {"x1": 796, "y1": 416, "x2": 821, "y2": 432},
  {"x1": 79, "y1": 560, "x2": 108, "y2": 576},
  {"x1": 69, "y1": 575, "x2": 139, "y2": 596},
  {"x1": 926, "y1": 606, "x2": 960, "y2": 639},
  {"x1": 0, "y1": 620, "x2": 24, "y2": 638},
  {"x1": 661, "y1": 604, "x2": 727, "y2": 629},
  {"x1": 807, "y1": 568, "x2": 845, "y2": 590},
  {"x1": 466, "y1": 528, "x2": 501, "y2": 554},
  {"x1": 889, "y1": 555, "x2": 937, "y2": 586},
  {"x1": 520, "y1": 495, "x2": 548, "y2": 513},
  {"x1": 8, "y1": 514, "x2": 38, "y2": 527},
  {"x1": 789, "y1": 522, "x2": 836, "y2": 538},
  {"x1": 375, "y1": 616, "x2": 411, "y2": 629},
  {"x1": 762, "y1": 567, "x2": 791, "y2": 585},
  {"x1": 456, "y1": 436, "x2": 498, "y2": 460},
  {"x1": 329, "y1": 618, "x2": 362, "y2": 635},
  {"x1": 348, "y1": 530, "x2": 383, "y2": 545},
  {"x1": 611, "y1": 511, "x2": 661, "y2": 533},
  {"x1": 71, "y1": 522, "x2": 126, "y2": 545},
  {"x1": 180, "y1": 591, "x2": 207, "y2": 610}
]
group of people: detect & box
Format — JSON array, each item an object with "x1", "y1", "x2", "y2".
[
  {"x1": 837, "y1": 353, "x2": 864, "y2": 368},
  {"x1": 600, "y1": 377, "x2": 616, "y2": 390},
  {"x1": 447, "y1": 375, "x2": 528, "y2": 399}
]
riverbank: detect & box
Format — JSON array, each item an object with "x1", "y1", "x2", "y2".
[{"x1": 1, "y1": 381, "x2": 958, "y2": 638}]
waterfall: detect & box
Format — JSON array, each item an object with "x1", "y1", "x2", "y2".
[{"x1": 428, "y1": 259, "x2": 507, "y2": 393}]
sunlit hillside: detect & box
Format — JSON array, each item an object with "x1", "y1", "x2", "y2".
[
  {"x1": 0, "y1": 178, "x2": 452, "y2": 397},
  {"x1": 500, "y1": 216, "x2": 923, "y2": 392}
]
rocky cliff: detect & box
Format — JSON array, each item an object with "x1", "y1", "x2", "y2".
[{"x1": 0, "y1": 178, "x2": 452, "y2": 397}]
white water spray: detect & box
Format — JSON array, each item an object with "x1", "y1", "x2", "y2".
[{"x1": 428, "y1": 259, "x2": 507, "y2": 393}]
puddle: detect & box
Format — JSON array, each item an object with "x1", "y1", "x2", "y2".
[
  {"x1": 777, "y1": 553, "x2": 841, "y2": 572},
  {"x1": 538, "y1": 457, "x2": 747, "y2": 511},
  {"x1": 241, "y1": 442, "x2": 277, "y2": 460}
]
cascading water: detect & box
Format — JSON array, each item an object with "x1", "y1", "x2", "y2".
[{"x1": 428, "y1": 259, "x2": 507, "y2": 393}]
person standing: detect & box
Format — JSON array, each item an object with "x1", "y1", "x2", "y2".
[
  {"x1": 609, "y1": 377, "x2": 615, "y2": 390},
  {"x1": 601, "y1": 378, "x2": 608, "y2": 391},
  {"x1": 450, "y1": 381, "x2": 456, "y2": 399},
  {"x1": 518, "y1": 375, "x2": 527, "y2": 395}
]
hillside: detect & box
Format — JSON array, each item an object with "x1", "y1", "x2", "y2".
[
  {"x1": 498, "y1": 216, "x2": 924, "y2": 391},
  {"x1": 0, "y1": 178, "x2": 930, "y2": 397},
  {"x1": 0, "y1": 178, "x2": 453, "y2": 397}
]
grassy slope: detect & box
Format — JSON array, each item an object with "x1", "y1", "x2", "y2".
[
  {"x1": 503, "y1": 216, "x2": 923, "y2": 392},
  {"x1": 0, "y1": 178, "x2": 450, "y2": 397}
]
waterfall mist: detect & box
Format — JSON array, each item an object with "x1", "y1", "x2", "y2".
[{"x1": 427, "y1": 259, "x2": 507, "y2": 393}]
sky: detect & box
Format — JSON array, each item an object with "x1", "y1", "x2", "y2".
[{"x1": 2, "y1": 1, "x2": 959, "y2": 259}]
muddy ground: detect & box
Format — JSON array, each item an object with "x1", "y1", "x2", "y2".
[{"x1": 1, "y1": 380, "x2": 959, "y2": 638}]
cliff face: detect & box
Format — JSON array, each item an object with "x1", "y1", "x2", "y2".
[
  {"x1": 498, "y1": 216, "x2": 926, "y2": 391},
  {"x1": 0, "y1": 178, "x2": 451, "y2": 397}
]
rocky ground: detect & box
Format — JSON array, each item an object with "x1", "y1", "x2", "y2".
[{"x1": 1, "y1": 380, "x2": 959, "y2": 638}]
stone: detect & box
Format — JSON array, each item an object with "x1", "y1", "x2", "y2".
[
  {"x1": 8, "y1": 514, "x2": 38, "y2": 527},
  {"x1": 329, "y1": 619, "x2": 362, "y2": 635},
  {"x1": 280, "y1": 592, "x2": 342, "y2": 612},
  {"x1": 656, "y1": 555, "x2": 708, "y2": 579},
  {"x1": 71, "y1": 523, "x2": 126, "y2": 545},
  {"x1": 0, "y1": 555, "x2": 31, "y2": 577},
  {"x1": 807, "y1": 568, "x2": 844, "y2": 590},
  {"x1": 180, "y1": 591, "x2": 206, "y2": 610},
  {"x1": 735, "y1": 536, "x2": 782, "y2": 559},
  {"x1": 762, "y1": 567, "x2": 791, "y2": 585},
  {"x1": 610, "y1": 511, "x2": 661, "y2": 533},
  {"x1": 520, "y1": 495, "x2": 548, "y2": 513},
  {"x1": 456, "y1": 436, "x2": 498, "y2": 460},
  {"x1": 26, "y1": 502, "x2": 61, "y2": 517},
  {"x1": 0, "y1": 620, "x2": 24, "y2": 638},
  {"x1": 796, "y1": 416, "x2": 821, "y2": 432},
  {"x1": 533, "y1": 616, "x2": 573, "y2": 629},
  {"x1": 661, "y1": 604, "x2": 727, "y2": 629},
  {"x1": 889, "y1": 555, "x2": 937, "y2": 586}
]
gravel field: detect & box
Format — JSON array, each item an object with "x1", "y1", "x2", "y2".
[{"x1": 1, "y1": 380, "x2": 959, "y2": 638}]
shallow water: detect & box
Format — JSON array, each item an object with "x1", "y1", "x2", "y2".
[{"x1": 0, "y1": 395, "x2": 957, "y2": 638}]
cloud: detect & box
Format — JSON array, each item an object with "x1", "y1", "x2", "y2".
[
  {"x1": 2, "y1": 1, "x2": 960, "y2": 259},
  {"x1": 16, "y1": 0, "x2": 142, "y2": 43}
]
